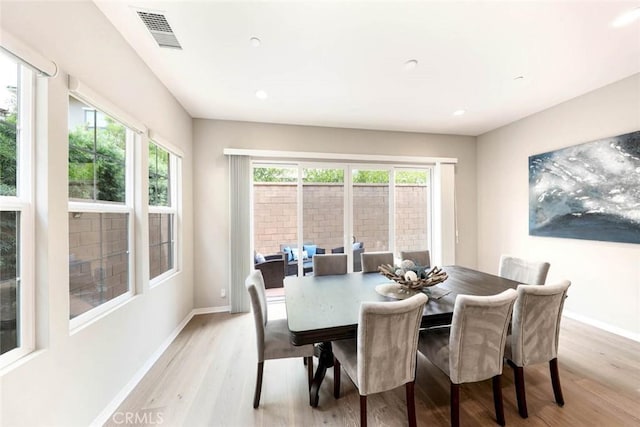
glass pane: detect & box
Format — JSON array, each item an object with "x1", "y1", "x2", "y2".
[
  {"x1": 303, "y1": 167, "x2": 344, "y2": 273},
  {"x1": 149, "y1": 213, "x2": 174, "y2": 280},
  {"x1": 68, "y1": 96, "x2": 127, "y2": 203},
  {"x1": 252, "y1": 166, "x2": 298, "y2": 280},
  {"x1": 0, "y1": 211, "x2": 19, "y2": 354},
  {"x1": 68, "y1": 146, "x2": 95, "y2": 199},
  {"x1": 395, "y1": 169, "x2": 430, "y2": 259},
  {"x1": 96, "y1": 119, "x2": 125, "y2": 203},
  {"x1": 69, "y1": 212, "x2": 129, "y2": 318},
  {"x1": 353, "y1": 169, "x2": 389, "y2": 254},
  {"x1": 149, "y1": 143, "x2": 171, "y2": 207},
  {"x1": 0, "y1": 54, "x2": 18, "y2": 197}
]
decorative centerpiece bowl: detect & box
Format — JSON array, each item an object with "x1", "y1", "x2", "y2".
[{"x1": 378, "y1": 261, "x2": 448, "y2": 293}]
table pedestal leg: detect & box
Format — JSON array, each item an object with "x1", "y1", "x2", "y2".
[{"x1": 309, "y1": 341, "x2": 334, "y2": 407}]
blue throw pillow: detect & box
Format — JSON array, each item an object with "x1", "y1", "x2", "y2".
[
  {"x1": 283, "y1": 247, "x2": 293, "y2": 262},
  {"x1": 304, "y1": 244, "x2": 317, "y2": 258},
  {"x1": 255, "y1": 252, "x2": 266, "y2": 264},
  {"x1": 353, "y1": 242, "x2": 362, "y2": 250},
  {"x1": 291, "y1": 248, "x2": 299, "y2": 261}
]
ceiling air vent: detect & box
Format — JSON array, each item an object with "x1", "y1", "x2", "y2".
[{"x1": 137, "y1": 11, "x2": 182, "y2": 50}]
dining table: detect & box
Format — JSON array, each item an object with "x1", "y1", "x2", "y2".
[{"x1": 284, "y1": 264, "x2": 521, "y2": 407}]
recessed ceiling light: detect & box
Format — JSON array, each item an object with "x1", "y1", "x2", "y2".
[
  {"x1": 250, "y1": 37, "x2": 261, "y2": 47},
  {"x1": 404, "y1": 59, "x2": 418, "y2": 70},
  {"x1": 453, "y1": 109, "x2": 466, "y2": 116},
  {"x1": 255, "y1": 90, "x2": 268, "y2": 100},
  {"x1": 612, "y1": 6, "x2": 640, "y2": 27}
]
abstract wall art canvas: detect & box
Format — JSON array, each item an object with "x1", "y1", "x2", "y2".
[{"x1": 529, "y1": 130, "x2": 640, "y2": 244}]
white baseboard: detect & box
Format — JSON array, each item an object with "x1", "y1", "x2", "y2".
[
  {"x1": 90, "y1": 305, "x2": 229, "y2": 426},
  {"x1": 563, "y1": 310, "x2": 640, "y2": 343},
  {"x1": 192, "y1": 305, "x2": 230, "y2": 315}
]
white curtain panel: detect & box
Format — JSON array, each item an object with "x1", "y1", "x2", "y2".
[{"x1": 229, "y1": 155, "x2": 252, "y2": 313}]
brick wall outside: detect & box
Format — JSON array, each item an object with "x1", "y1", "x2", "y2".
[
  {"x1": 68, "y1": 212, "x2": 129, "y2": 317},
  {"x1": 254, "y1": 183, "x2": 429, "y2": 256},
  {"x1": 395, "y1": 184, "x2": 429, "y2": 254}
]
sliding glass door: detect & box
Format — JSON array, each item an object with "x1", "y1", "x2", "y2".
[
  {"x1": 351, "y1": 167, "x2": 391, "y2": 270},
  {"x1": 302, "y1": 167, "x2": 345, "y2": 275},
  {"x1": 252, "y1": 162, "x2": 433, "y2": 280},
  {"x1": 394, "y1": 169, "x2": 431, "y2": 257}
]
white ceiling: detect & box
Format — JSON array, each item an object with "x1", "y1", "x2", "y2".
[{"x1": 95, "y1": 1, "x2": 640, "y2": 136}]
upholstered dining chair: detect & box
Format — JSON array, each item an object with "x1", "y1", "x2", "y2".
[
  {"x1": 361, "y1": 251, "x2": 394, "y2": 273},
  {"x1": 400, "y1": 250, "x2": 431, "y2": 267},
  {"x1": 245, "y1": 270, "x2": 315, "y2": 408},
  {"x1": 499, "y1": 255, "x2": 550, "y2": 286},
  {"x1": 505, "y1": 280, "x2": 571, "y2": 418},
  {"x1": 332, "y1": 293, "x2": 428, "y2": 427},
  {"x1": 418, "y1": 289, "x2": 518, "y2": 427},
  {"x1": 313, "y1": 253, "x2": 348, "y2": 276}
]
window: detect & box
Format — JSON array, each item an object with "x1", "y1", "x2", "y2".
[
  {"x1": 148, "y1": 141, "x2": 178, "y2": 282},
  {"x1": 251, "y1": 161, "x2": 435, "y2": 276},
  {"x1": 68, "y1": 95, "x2": 134, "y2": 323},
  {"x1": 394, "y1": 169, "x2": 431, "y2": 257},
  {"x1": 0, "y1": 52, "x2": 34, "y2": 362}
]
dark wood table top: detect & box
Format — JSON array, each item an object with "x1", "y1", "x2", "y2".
[{"x1": 284, "y1": 265, "x2": 520, "y2": 346}]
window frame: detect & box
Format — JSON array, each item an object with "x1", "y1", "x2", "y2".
[
  {"x1": 148, "y1": 139, "x2": 180, "y2": 286},
  {"x1": 0, "y1": 61, "x2": 35, "y2": 367},
  {"x1": 67, "y1": 94, "x2": 137, "y2": 331}
]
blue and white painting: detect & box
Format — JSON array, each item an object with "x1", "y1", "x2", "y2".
[{"x1": 529, "y1": 130, "x2": 640, "y2": 244}]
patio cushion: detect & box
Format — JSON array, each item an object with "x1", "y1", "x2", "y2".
[{"x1": 304, "y1": 244, "x2": 318, "y2": 257}]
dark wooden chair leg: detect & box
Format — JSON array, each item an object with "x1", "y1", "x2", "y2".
[
  {"x1": 360, "y1": 395, "x2": 368, "y2": 427},
  {"x1": 306, "y1": 357, "x2": 313, "y2": 389},
  {"x1": 450, "y1": 382, "x2": 460, "y2": 427},
  {"x1": 333, "y1": 357, "x2": 341, "y2": 398},
  {"x1": 508, "y1": 359, "x2": 528, "y2": 418},
  {"x1": 253, "y1": 361, "x2": 264, "y2": 409},
  {"x1": 550, "y1": 358, "x2": 565, "y2": 406},
  {"x1": 406, "y1": 382, "x2": 417, "y2": 427},
  {"x1": 492, "y1": 375, "x2": 505, "y2": 426}
]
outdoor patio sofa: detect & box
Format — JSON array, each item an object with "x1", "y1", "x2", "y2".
[
  {"x1": 279, "y1": 242, "x2": 325, "y2": 276},
  {"x1": 278, "y1": 241, "x2": 365, "y2": 275}
]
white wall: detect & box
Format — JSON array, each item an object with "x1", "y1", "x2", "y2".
[
  {"x1": 477, "y1": 73, "x2": 640, "y2": 338},
  {"x1": 0, "y1": 2, "x2": 193, "y2": 426},
  {"x1": 193, "y1": 119, "x2": 477, "y2": 308}
]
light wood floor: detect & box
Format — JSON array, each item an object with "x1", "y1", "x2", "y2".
[{"x1": 105, "y1": 303, "x2": 640, "y2": 426}]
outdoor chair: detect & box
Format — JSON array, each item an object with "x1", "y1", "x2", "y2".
[
  {"x1": 254, "y1": 253, "x2": 286, "y2": 289},
  {"x1": 331, "y1": 242, "x2": 364, "y2": 272}
]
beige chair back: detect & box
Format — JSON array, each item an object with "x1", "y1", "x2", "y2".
[
  {"x1": 448, "y1": 289, "x2": 517, "y2": 384},
  {"x1": 499, "y1": 255, "x2": 550, "y2": 285},
  {"x1": 510, "y1": 281, "x2": 571, "y2": 367},
  {"x1": 361, "y1": 251, "x2": 394, "y2": 273},
  {"x1": 245, "y1": 270, "x2": 268, "y2": 361},
  {"x1": 400, "y1": 250, "x2": 431, "y2": 267},
  {"x1": 357, "y1": 293, "x2": 427, "y2": 395},
  {"x1": 313, "y1": 253, "x2": 348, "y2": 276}
]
